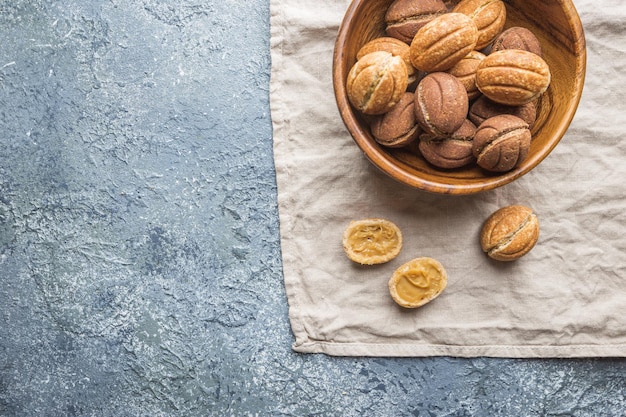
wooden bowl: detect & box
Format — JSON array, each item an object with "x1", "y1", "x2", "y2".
[{"x1": 333, "y1": 0, "x2": 586, "y2": 194}]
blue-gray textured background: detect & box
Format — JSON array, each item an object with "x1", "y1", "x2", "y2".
[{"x1": 0, "y1": 1, "x2": 624, "y2": 416}]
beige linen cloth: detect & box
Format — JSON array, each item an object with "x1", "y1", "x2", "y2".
[{"x1": 269, "y1": 0, "x2": 626, "y2": 357}]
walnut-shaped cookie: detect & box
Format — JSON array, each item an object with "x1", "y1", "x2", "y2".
[
  {"x1": 453, "y1": 0, "x2": 507, "y2": 50},
  {"x1": 414, "y1": 72, "x2": 469, "y2": 137},
  {"x1": 409, "y1": 13, "x2": 478, "y2": 72},
  {"x1": 491, "y1": 26, "x2": 543, "y2": 57},
  {"x1": 347, "y1": 51, "x2": 408, "y2": 115},
  {"x1": 472, "y1": 114, "x2": 531, "y2": 172},
  {"x1": 475, "y1": 49, "x2": 550, "y2": 106},
  {"x1": 371, "y1": 93, "x2": 421, "y2": 148},
  {"x1": 480, "y1": 205, "x2": 540, "y2": 261},
  {"x1": 419, "y1": 119, "x2": 476, "y2": 169},
  {"x1": 385, "y1": 0, "x2": 448, "y2": 44},
  {"x1": 446, "y1": 50, "x2": 486, "y2": 100},
  {"x1": 469, "y1": 96, "x2": 537, "y2": 128},
  {"x1": 357, "y1": 37, "x2": 418, "y2": 86}
]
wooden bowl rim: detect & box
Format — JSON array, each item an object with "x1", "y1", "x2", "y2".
[{"x1": 332, "y1": 0, "x2": 587, "y2": 195}]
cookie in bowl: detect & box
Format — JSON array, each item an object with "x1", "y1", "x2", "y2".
[
  {"x1": 346, "y1": 51, "x2": 409, "y2": 115},
  {"x1": 333, "y1": 0, "x2": 586, "y2": 194}
]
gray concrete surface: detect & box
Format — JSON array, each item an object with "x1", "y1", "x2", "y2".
[{"x1": 0, "y1": 1, "x2": 624, "y2": 416}]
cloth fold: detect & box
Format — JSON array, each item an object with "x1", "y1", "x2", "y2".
[{"x1": 269, "y1": 0, "x2": 626, "y2": 357}]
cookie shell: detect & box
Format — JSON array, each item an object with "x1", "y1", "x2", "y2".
[
  {"x1": 480, "y1": 205, "x2": 540, "y2": 261},
  {"x1": 388, "y1": 257, "x2": 447, "y2": 308},
  {"x1": 342, "y1": 218, "x2": 403, "y2": 265}
]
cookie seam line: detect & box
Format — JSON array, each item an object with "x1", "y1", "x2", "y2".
[{"x1": 488, "y1": 212, "x2": 536, "y2": 255}]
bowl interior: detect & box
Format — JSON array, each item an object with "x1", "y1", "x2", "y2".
[{"x1": 333, "y1": 0, "x2": 586, "y2": 194}]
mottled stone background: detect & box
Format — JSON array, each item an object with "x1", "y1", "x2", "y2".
[{"x1": 0, "y1": 1, "x2": 624, "y2": 416}]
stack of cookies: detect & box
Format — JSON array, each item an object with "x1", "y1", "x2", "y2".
[{"x1": 346, "y1": 0, "x2": 551, "y2": 173}]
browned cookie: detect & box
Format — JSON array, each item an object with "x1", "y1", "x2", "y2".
[
  {"x1": 491, "y1": 26, "x2": 543, "y2": 57},
  {"x1": 480, "y1": 205, "x2": 540, "y2": 261},
  {"x1": 357, "y1": 37, "x2": 417, "y2": 82},
  {"x1": 476, "y1": 49, "x2": 550, "y2": 106},
  {"x1": 446, "y1": 50, "x2": 486, "y2": 100},
  {"x1": 419, "y1": 119, "x2": 476, "y2": 169},
  {"x1": 371, "y1": 93, "x2": 421, "y2": 148},
  {"x1": 385, "y1": 0, "x2": 448, "y2": 44},
  {"x1": 409, "y1": 13, "x2": 478, "y2": 72},
  {"x1": 453, "y1": 0, "x2": 507, "y2": 50},
  {"x1": 414, "y1": 72, "x2": 469, "y2": 137},
  {"x1": 472, "y1": 114, "x2": 531, "y2": 172},
  {"x1": 469, "y1": 95, "x2": 537, "y2": 128},
  {"x1": 347, "y1": 51, "x2": 409, "y2": 115}
]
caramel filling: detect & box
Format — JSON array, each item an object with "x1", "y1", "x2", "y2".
[
  {"x1": 395, "y1": 261, "x2": 442, "y2": 303},
  {"x1": 346, "y1": 224, "x2": 399, "y2": 257}
]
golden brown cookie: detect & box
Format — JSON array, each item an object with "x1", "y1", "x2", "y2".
[
  {"x1": 388, "y1": 257, "x2": 447, "y2": 308},
  {"x1": 446, "y1": 50, "x2": 486, "y2": 100},
  {"x1": 452, "y1": 0, "x2": 507, "y2": 50},
  {"x1": 409, "y1": 13, "x2": 478, "y2": 73},
  {"x1": 480, "y1": 205, "x2": 540, "y2": 261},
  {"x1": 342, "y1": 218, "x2": 403, "y2": 265},
  {"x1": 357, "y1": 37, "x2": 417, "y2": 82},
  {"x1": 475, "y1": 49, "x2": 551, "y2": 106},
  {"x1": 347, "y1": 51, "x2": 409, "y2": 115}
]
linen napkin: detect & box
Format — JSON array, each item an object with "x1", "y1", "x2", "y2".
[{"x1": 269, "y1": 0, "x2": 626, "y2": 357}]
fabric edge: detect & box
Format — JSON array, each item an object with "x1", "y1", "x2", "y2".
[
  {"x1": 268, "y1": 0, "x2": 310, "y2": 350},
  {"x1": 292, "y1": 341, "x2": 626, "y2": 359}
]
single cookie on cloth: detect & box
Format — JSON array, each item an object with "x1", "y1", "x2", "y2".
[
  {"x1": 342, "y1": 218, "x2": 403, "y2": 265},
  {"x1": 346, "y1": 51, "x2": 408, "y2": 115},
  {"x1": 480, "y1": 205, "x2": 540, "y2": 261},
  {"x1": 388, "y1": 257, "x2": 447, "y2": 308}
]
